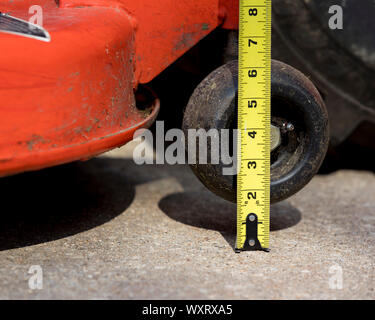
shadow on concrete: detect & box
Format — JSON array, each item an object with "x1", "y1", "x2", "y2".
[
  {"x1": 0, "y1": 155, "x2": 301, "y2": 252},
  {"x1": 0, "y1": 159, "x2": 138, "y2": 251},
  {"x1": 0, "y1": 156, "x2": 198, "y2": 251},
  {"x1": 158, "y1": 191, "x2": 301, "y2": 249}
]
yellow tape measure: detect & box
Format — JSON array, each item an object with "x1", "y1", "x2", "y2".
[{"x1": 236, "y1": 0, "x2": 271, "y2": 252}]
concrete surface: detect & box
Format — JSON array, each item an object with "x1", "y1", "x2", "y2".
[{"x1": 0, "y1": 141, "x2": 374, "y2": 299}]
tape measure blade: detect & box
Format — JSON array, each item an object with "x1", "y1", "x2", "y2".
[{"x1": 236, "y1": 0, "x2": 271, "y2": 251}]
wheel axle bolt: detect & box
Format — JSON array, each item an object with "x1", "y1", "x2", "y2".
[{"x1": 286, "y1": 123, "x2": 295, "y2": 131}]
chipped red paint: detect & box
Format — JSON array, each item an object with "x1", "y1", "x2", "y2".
[{"x1": 0, "y1": 0, "x2": 238, "y2": 176}]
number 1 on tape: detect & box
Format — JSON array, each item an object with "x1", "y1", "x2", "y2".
[{"x1": 236, "y1": 0, "x2": 271, "y2": 252}]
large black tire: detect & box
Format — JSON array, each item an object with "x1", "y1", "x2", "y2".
[{"x1": 272, "y1": 0, "x2": 375, "y2": 145}]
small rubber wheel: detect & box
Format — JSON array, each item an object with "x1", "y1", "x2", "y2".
[{"x1": 182, "y1": 60, "x2": 329, "y2": 203}]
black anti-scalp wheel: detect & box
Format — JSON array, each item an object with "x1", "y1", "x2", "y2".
[{"x1": 182, "y1": 60, "x2": 329, "y2": 203}]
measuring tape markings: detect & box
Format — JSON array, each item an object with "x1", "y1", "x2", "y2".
[{"x1": 236, "y1": 0, "x2": 271, "y2": 252}]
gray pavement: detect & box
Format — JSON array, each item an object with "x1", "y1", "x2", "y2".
[{"x1": 0, "y1": 141, "x2": 374, "y2": 299}]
